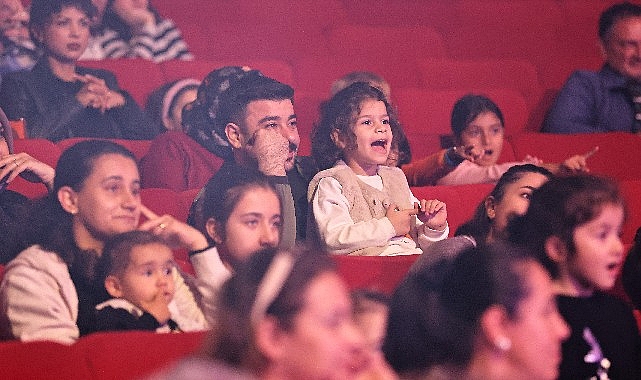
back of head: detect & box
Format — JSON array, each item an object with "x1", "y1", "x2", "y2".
[
  {"x1": 145, "y1": 78, "x2": 200, "y2": 131},
  {"x1": 455, "y1": 164, "x2": 554, "y2": 242},
  {"x1": 508, "y1": 174, "x2": 624, "y2": 278},
  {"x1": 330, "y1": 71, "x2": 391, "y2": 100},
  {"x1": 450, "y1": 94, "x2": 504, "y2": 139},
  {"x1": 312, "y1": 82, "x2": 401, "y2": 170},
  {"x1": 599, "y1": 2, "x2": 641, "y2": 41},
  {"x1": 203, "y1": 246, "x2": 335, "y2": 373},
  {"x1": 383, "y1": 242, "x2": 534, "y2": 376},
  {"x1": 29, "y1": 0, "x2": 96, "y2": 48},
  {"x1": 182, "y1": 67, "x2": 293, "y2": 161}
]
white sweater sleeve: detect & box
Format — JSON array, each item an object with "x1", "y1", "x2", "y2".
[
  {"x1": 312, "y1": 177, "x2": 397, "y2": 255},
  {"x1": 0, "y1": 249, "x2": 79, "y2": 344},
  {"x1": 188, "y1": 247, "x2": 232, "y2": 326}
]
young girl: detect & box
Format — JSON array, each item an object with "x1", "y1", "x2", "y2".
[
  {"x1": 402, "y1": 94, "x2": 594, "y2": 186},
  {"x1": 94, "y1": 230, "x2": 180, "y2": 333},
  {"x1": 309, "y1": 82, "x2": 448, "y2": 256},
  {"x1": 509, "y1": 175, "x2": 641, "y2": 380}
]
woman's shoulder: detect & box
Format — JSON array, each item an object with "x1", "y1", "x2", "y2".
[{"x1": 5, "y1": 245, "x2": 66, "y2": 274}]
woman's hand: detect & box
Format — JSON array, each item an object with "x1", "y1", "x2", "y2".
[
  {"x1": 0, "y1": 152, "x2": 55, "y2": 191},
  {"x1": 75, "y1": 74, "x2": 125, "y2": 112},
  {"x1": 138, "y1": 204, "x2": 209, "y2": 251}
]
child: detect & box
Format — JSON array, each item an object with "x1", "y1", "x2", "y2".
[
  {"x1": 509, "y1": 175, "x2": 641, "y2": 380},
  {"x1": 402, "y1": 94, "x2": 595, "y2": 186},
  {"x1": 309, "y1": 82, "x2": 448, "y2": 256},
  {"x1": 94, "y1": 230, "x2": 180, "y2": 333}
]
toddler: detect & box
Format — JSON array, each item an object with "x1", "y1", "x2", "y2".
[
  {"x1": 94, "y1": 230, "x2": 180, "y2": 333},
  {"x1": 309, "y1": 82, "x2": 448, "y2": 255}
]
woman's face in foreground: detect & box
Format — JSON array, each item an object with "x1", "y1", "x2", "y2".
[
  {"x1": 275, "y1": 271, "x2": 366, "y2": 380},
  {"x1": 502, "y1": 261, "x2": 570, "y2": 380}
]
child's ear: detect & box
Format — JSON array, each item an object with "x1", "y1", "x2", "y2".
[
  {"x1": 225, "y1": 122, "x2": 243, "y2": 149},
  {"x1": 545, "y1": 235, "x2": 569, "y2": 264},
  {"x1": 331, "y1": 129, "x2": 347, "y2": 150},
  {"x1": 104, "y1": 275, "x2": 124, "y2": 298},
  {"x1": 254, "y1": 315, "x2": 286, "y2": 361},
  {"x1": 57, "y1": 186, "x2": 79, "y2": 215},
  {"x1": 484, "y1": 196, "x2": 497, "y2": 220},
  {"x1": 205, "y1": 217, "x2": 223, "y2": 244}
]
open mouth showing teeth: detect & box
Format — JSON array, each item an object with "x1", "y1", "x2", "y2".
[{"x1": 371, "y1": 140, "x2": 387, "y2": 148}]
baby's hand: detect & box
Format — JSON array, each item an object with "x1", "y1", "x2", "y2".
[
  {"x1": 140, "y1": 293, "x2": 171, "y2": 325},
  {"x1": 417, "y1": 199, "x2": 447, "y2": 230},
  {"x1": 560, "y1": 146, "x2": 598, "y2": 174},
  {"x1": 385, "y1": 203, "x2": 418, "y2": 237}
]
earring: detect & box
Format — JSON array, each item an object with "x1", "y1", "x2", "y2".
[{"x1": 495, "y1": 337, "x2": 512, "y2": 352}]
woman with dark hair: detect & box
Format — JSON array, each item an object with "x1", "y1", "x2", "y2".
[
  {"x1": 402, "y1": 94, "x2": 593, "y2": 186},
  {"x1": 0, "y1": 0, "x2": 159, "y2": 141},
  {"x1": 81, "y1": 0, "x2": 192, "y2": 62},
  {"x1": 384, "y1": 242, "x2": 570, "y2": 380},
  {"x1": 152, "y1": 247, "x2": 367, "y2": 380},
  {"x1": 0, "y1": 139, "x2": 228, "y2": 343}
]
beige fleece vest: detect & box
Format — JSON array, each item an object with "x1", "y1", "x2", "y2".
[{"x1": 307, "y1": 165, "x2": 414, "y2": 255}]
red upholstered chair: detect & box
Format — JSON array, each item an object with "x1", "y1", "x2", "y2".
[
  {"x1": 508, "y1": 132, "x2": 641, "y2": 183},
  {"x1": 140, "y1": 188, "x2": 185, "y2": 222},
  {"x1": 0, "y1": 339, "x2": 92, "y2": 380},
  {"x1": 56, "y1": 138, "x2": 151, "y2": 162},
  {"x1": 78, "y1": 331, "x2": 206, "y2": 380},
  {"x1": 619, "y1": 180, "x2": 641, "y2": 245},
  {"x1": 333, "y1": 255, "x2": 419, "y2": 295},
  {"x1": 417, "y1": 58, "x2": 543, "y2": 111},
  {"x1": 403, "y1": 132, "x2": 442, "y2": 161},
  {"x1": 394, "y1": 88, "x2": 529, "y2": 137},
  {"x1": 79, "y1": 59, "x2": 165, "y2": 107},
  {"x1": 160, "y1": 59, "x2": 296, "y2": 88},
  {"x1": 340, "y1": 0, "x2": 454, "y2": 30}
]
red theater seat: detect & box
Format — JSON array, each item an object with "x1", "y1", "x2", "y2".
[
  {"x1": 508, "y1": 132, "x2": 641, "y2": 183},
  {"x1": 394, "y1": 88, "x2": 529, "y2": 137},
  {"x1": 333, "y1": 255, "x2": 419, "y2": 295},
  {"x1": 160, "y1": 59, "x2": 296, "y2": 88},
  {"x1": 417, "y1": 58, "x2": 543, "y2": 111},
  {"x1": 56, "y1": 138, "x2": 152, "y2": 162},
  {"x1": 0, "y1": 339, "x2": 92, "y2": 380}
]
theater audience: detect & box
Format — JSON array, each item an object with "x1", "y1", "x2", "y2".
[
  {"x1": 0, "y1": 0, "x2": 159, "y2": 141},
  {"x1": 544, "y1": 2, "x2": 641, "y2": 134},
  {"x1": 509, "y1": 175, "x2": 641, "y2": 379},
  {"x1": 384, "y1": 242, "x2": 570, "y2": 380},
  {"x1": 308, "y1": 82, "x2": 448, "y2": 255},
  {"x1": 403, "y1": 94, "x2": 594, "y2": 186},
  {"x1": 81, "y1": 0, "x2": 192, "y2": 62},
  {"x1": 0, "y1": 140, "x2": 228, "y2": 343}
]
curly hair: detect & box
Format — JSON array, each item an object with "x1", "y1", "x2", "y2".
[{"x1": 311, "y1": 82, "x2": 403, "y2": 171}]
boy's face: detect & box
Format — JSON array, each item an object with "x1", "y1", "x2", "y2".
[{"x1": 107, "y1": 243, "x2": 175, "y2": 311}]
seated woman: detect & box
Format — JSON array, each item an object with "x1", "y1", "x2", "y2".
[
  {"x1": 150, "y1": 247, "x2": 368, "y2": 380},
  {"x1": 0, "y1": 0, "x2": 159, "y2": 141},
  {"x1": 81, "y1": 0, "x2": 192, "y2": 62},
  {"x1": 0, "y1": 107, "x2": 54, "y2": 263},
  {"x1": 0, "y1": 139, "x2": 229, "y2": 343},
  {"x1": 402, "y1": 94, "x2": 594, "y2": 186},
  {"x1": 140, "y1": 77, "x2": 224, "y2": 191},
  {"x1": 384, "y1": 242, "x2": 570, "y2": 380},
  {"x1": 409, "y1": 164, "x2": 554, "y2": 273}
]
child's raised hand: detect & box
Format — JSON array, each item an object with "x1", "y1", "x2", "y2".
[
  {"x1": 246, "y1": 127, "x2": 289, "y2": 176},
  {"x1": 385, "y1": 203, "x2": 418, "y2": 237},
  {"x1": 560, "y1": 146, "x2": 598, "y2": 174},
  {"x1": 452, "y1": 144, "x2": 486, "y2": 163},
  {"x1": 417, "y1": 199, "x2": 448, "y2": 231}
]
